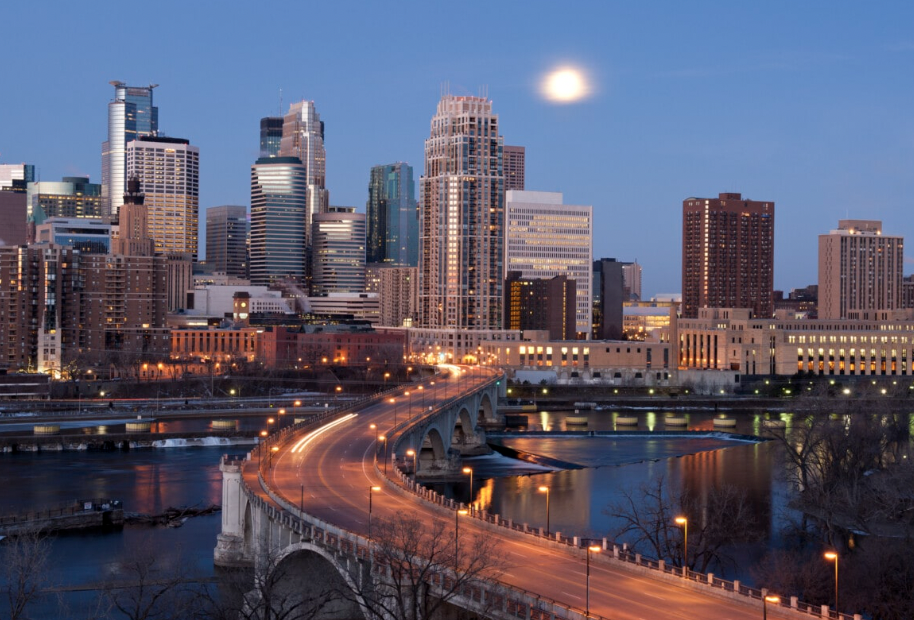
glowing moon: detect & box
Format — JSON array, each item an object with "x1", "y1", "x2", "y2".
[{"x1": 541, "y1": 67, "x2": 590, "y2": 103}]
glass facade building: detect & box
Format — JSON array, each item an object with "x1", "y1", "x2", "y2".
[
  {"x1": 249, "y1": 157, "x2": 308, "y2": 286},
  {"x1": 311, "y1": 207, "x2": 366, "y2": 295},
  {"x1": 279, "y1": 100, "x2": 328, "y2": 247},
  {"x1": 34, "y1": 218, "x2": 111, "y2": 254},
  {"x1": 366, "y1": 163, "x2": 418, "y2": 267},
  {"x1": 27, "y1": 177, "x2": 103, "y2": 223},
  {"x1": 102, "y1": 81, "x2": 158, "y2": 216},
  {"x1": 260, "y1": 117, "x2": 283, "y2": 158},
  {"x1": 206, "y1": 205, "x2": 249, "y2": 279}
]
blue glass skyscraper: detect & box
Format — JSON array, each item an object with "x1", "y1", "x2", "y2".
[
  {"x1": 101, "y1": 81, "x2": 158, "y2": 216},
  {"x1": 366, "y1": 163, "x2": 418, "y2": 267}
]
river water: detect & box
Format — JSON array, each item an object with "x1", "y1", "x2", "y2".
[{"x1": 0, "y1": 405, "x2": 795, "y2": 613}]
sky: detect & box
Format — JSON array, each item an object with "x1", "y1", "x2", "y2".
[{"x1": 2, "y1": 1, "x2": 913, "y2": 298}]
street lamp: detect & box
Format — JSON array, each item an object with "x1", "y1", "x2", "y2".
[
  {"x1": 390, "y1": 398, "x2": 397, "y2": 429},
  {"x1": 538, "y1": 486, "x2": 551, "y2": 536},
  {"x1": 368, "y1": 485, "x2": 381, "y2": 541},
  {"x1": 675, "y1": 516, "x2": 688, "y2": 578},
  {"x1": 404, "y1": 391, "x2": 411, "y2": 421},
  {"x1": 269, "y1": 445, "x2": 279, "y2": 469},
  {"x1": 406, "y1": 449, "x2": 417, "y2": 475},
  {"x1": 586, "y1": 544, "x2": 602, "y2": 618},
  {"x1": 762, "y1": 592, "x2": 780, "y2": 620},
  {"x1": 384, "y1": 372, "x2": 390, "y2": 390},
  {"x1": 335, "y1": 385, "x2": 342, "y2": 401},
  {"x1": 455, "y1": 508, "x2": 468, "y2": 564},
  {"x1": 379, "y1": 435, "x2": 387, "y2": 474},
  {"x1": 824, "y1": 551, "x2": 839, "y2": 613},
  {"x1": 462, "y1": 466, "x2": 473, "y2": 507},
  {"x1": 370, "y1": 424, "x2": 379, "y2": 460}
]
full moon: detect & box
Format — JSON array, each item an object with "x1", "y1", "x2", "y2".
[{"x1": 541, "y1": 67, "x2": 589, "y2": 103}]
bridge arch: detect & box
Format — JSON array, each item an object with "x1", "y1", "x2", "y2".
[
  {"x1": 416, "y1": 425, "x2": 448, "y2": 475},
  {"x1": 243, "y1": 500, "x2": 254, "y2": 558},
  {"x1": 452, "y1": 405, "x2": 476, "y2": 449},
  {"x1": 478, "y1": 391, "x2": 495, "y2": 423},
  {"x1": 266, "y1": 542, "x2": 368, "y2": 619}
]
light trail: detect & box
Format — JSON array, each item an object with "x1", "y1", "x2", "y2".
[{"x1": 290, "y1": 413, "x2": 358, "y2": 454}]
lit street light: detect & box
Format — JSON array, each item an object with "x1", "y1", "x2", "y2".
[
  {"x1": 762, "y1": 592, "x2": 780, "y2": 620},
  {"x1": 379, "y1": 435, "x2": 387, "y2": 474},
  {"x1": 455, "y1": 508, "x2": 468, "y2": 564},
  {"x1": 269, "y1": 445, "x2": 279, "y2": 469},
  {"x1": 538, "y1": 486, "x2": 551, "y2": 536},
  {"x1": 675, "y1": 516, "x2": 688, "y2": 578},
  {"x1": 368, "y1": 485, "x2": 381, "y2": 541},
  {"x1": 406, "y1": 449, "x2": 417, "y2": 475},
  {"x1": 462, "y1": 466, "x2": 473, "y2": 507},
  {"x1": 586, "y1": 543, "x2": 602, "y2": 618},
  {"x1": 824, "y1": 551, "x2": 839, "y2": 613}
]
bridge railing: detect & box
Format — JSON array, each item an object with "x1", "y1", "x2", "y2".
[{"x1": 385, "y1": 458, "x2": 861, "y2": 620}]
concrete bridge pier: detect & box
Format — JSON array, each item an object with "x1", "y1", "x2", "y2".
[{"x1": 214, "y1": 456, "x2": 251, "y2": 567}]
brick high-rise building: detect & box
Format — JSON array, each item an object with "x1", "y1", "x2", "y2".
[
  {"x1": 378, "y1": 266, "x2": 417, "y2": 327},
  {"x1": 681, "y1": 192, "x2": 774, "y2": 319},
  {"x1": 504, "y1": 272, "x2": 576, "y2": 341},
  {"x1": 419, "y1": 95, "x2": 505, "y2": 330},
  {"x1": 818, "y1": 220, "x2": 903, "y2": 320}
]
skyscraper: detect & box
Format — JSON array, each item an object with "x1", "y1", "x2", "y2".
[
  {"x1": 279, "y1": 100, "x2": 328, "y2": 244},
  {"x1": 206, "y1": 205, "x2": 249, "y2": 279},
  {"x1": 504, "y1": 272, "x2": 576, "y2": 341},
  {"x1": 366, "y1": 163, "x2": 418, "y2": 266},
  {"x1": 592, "y1": 258, "x2": 625, "y2": 340},
  {"x1": 818, "y1": 220, "x2": 903, "y2": 320},
  {"x1": 419, "y1": 95, "x2": 505, "y2": 330},
  {"x1": 504, "y1": 190, "x2": 593, "y2": 337},
  {"x1": 260, "y1": 117, "x2": 283, "y2": 158},
  {"x1": 249, "y1": 156, "x2": 308, "y2": 286},
  {"x1": 126, "y1": 136, "x2": 200, "y2": 260},
  {"x1": 0, "y1": 163, "x2": 35, "y2": 191},
  {"x1": 101, "y1": 81, "x2": 158, "y2": 216},
  {"x1": 311, "y1": 207, "x2": 366, "y2": 295},
  {"x1": 27, "y1": 177, "x2": 103, "y2": 223},
  {"x1": 681, "y1": 192, "x2": 774, "y2": 319},
  {"x1": 503, "y1": 145, "x2": 525, "y2": 191}
]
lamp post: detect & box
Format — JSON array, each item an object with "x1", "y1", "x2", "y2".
[
  {"x1": 269, "y1": 445, "x2": 279, "y2": 469},
  {"x1": 824, "y1": 551, "x2": 839, "y2": 613},
  {"x1": 406, "y1": 449, "x2": 417, "y2": 475},
  {"x1": 762, "y1": 592, "x2": 780, "y2": 620},
  {"x1": 455, "y1": 508, "x2": 468, "y2": 564},
  {"x1": 586, "y1": 544, "x2": 602, "y2": 618},
  {"x1": 390, "y1": 398, "x2": 397, "y2": 430},
  {"x1": 335, "y1": 385, "x2": 342, "y2": 402},
  {"x1": 368, "y1": 486, "x2": 381, "y2": 541},
  {"x1": 384, "y1": 372, "x2": 390, "y2": 390},
  {"x1": 675, "y1": 516, "x2": 688, "y2": 578},
  {"x1": 258, "y1": 430, "x2": 268, "y2": 457},
  {"x1": 404, "y1": 391, "x2": 411, "y2": 421},
  {"x1": 370, "y1": 424, "x2": 379, "y2": 461},
  {"x1": 462, "y1": 467, "x2": 474, "y2": 508},
  {"x1": 278, "y1": 408, "x2": 286, "y2": 429},
  {"x1": 538, "y1": 486, "x2": 551, "y2": 536},
  {"x1": 379, "y1": 435, "x2": 387, "y2": 474}
]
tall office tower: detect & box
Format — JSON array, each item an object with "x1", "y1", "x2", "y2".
[
  {"x1": 418, "y1": 94, "x2": 505, "y2": 330},
  {"x1": 279, "y1": 100, "x2": 329, "y2": 243},
  {"x1": 206, "y1": 205, "x2": 249, "y2": 278},
  {"x1": 27, "y1": 177, "x2": 103, "y2": 222},
  {"x1": 311, "y1": 207, "x2": 366, "y2": 295},
  {"x1": 366, "y1": 162, "x2": 418, "y2": 266},
  {"x1": 622, "y1": 261, "x2": 642, "y2": 301},
  {"x1": 260, "y1": 117, "x2": 283, "y2": 158},
  {"x1": 0, "y1": 190, "x2": 28, "y2": 247},
  {"x1": 126, "y1": 136, "x2": 200, "y2": 261},
  {"x1": 682, "y1": 192, "x2": 774, "y2": 319},
  {"x1": 0, "y1": 164, "x2": 35, "y2": 191},
  {"x1": 592, "y1": 258, "x2": 626, "y2": 340},
  {"x1": 503, "y1": 145, "x2": 525, "y2": 191},
  {"x1": 504, "y1": 190, "x2": 593, "y2": 337},
  {"x1": 101, "y1": 81, "x2": 158, "y2": 216},
  {"x1": 379, "y1": 266, "x2": 418, "y2": 327},
  {"x1": 818, "y1": 220, "x2": 903, "y2": 320},
  {"x1": 249, "y1": 156, "x2": 308, "y2": 286},
  {"x1": 504, "y1": 272, "x2": 576, "y2": 340}
]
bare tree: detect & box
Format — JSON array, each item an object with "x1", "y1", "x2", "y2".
[
  {"x1": 1, "y1": 530, "x2": 53, "y2": 620},
  {"x1": 606, "y1": 475, "x2": 760, "y2": 574},
  {"x1": 349, "y1": 511, "x2": 505, "y2": 620}
]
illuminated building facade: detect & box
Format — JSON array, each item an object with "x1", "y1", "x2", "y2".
[
  {"x1": 681, "y1": 193, "x2": 774, "y2": 319},
  {"x1": 818, "y1": 220, "x2": 903, "y2": 320},
  {"x1": 102, "y1": 81, "x2": 158, "y2": 216},
  {"x1": 378, "y1": 267, "x2": 417, "y2": 327},
  {"x1": 311, "y1": 207, "x2": 366, "y2": 295},
  {"x1": 249, "y1": 156, "x2": 308, "y2": 285},
  {"x1": 206, "y1": 205, "x2": 249, "y2": 279},
  {"x1": 260, "y1": 117, "x2": 283, "y2": 158},
  {"x1": 504, "y1": 272, "x2": 576, "y2": 341},
  {"x1": 27, "y1": 177, "x2": 103, "y2": 222},
  {"x1": 126, "y1": 136, "x2": 200, "y2": 260},
  {"x1": 419, "y1": 95, "x2": 505, "y2": 330},
  {"x1": 280, "y1": 100, "x2": 329, "y2": 243},
  {"x1": 505, "y1": 190, "x2": 592, "y2": 337}
]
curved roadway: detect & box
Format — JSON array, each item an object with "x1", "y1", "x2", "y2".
[{"x1": 261, "y1": 366, "x2": 789, "y2": 620}]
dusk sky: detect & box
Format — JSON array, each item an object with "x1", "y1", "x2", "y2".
[{"x1": 2, "y1": 2, "x2": 913, "y2": 297}]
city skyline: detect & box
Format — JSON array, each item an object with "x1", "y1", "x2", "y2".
[{"x1": 2, "y1": 2, "x2": 913, "y2": 296}]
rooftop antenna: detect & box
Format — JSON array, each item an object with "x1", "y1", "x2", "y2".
[{"x1": 279, "y1": 88, "x2": 283, "y2": 116}]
